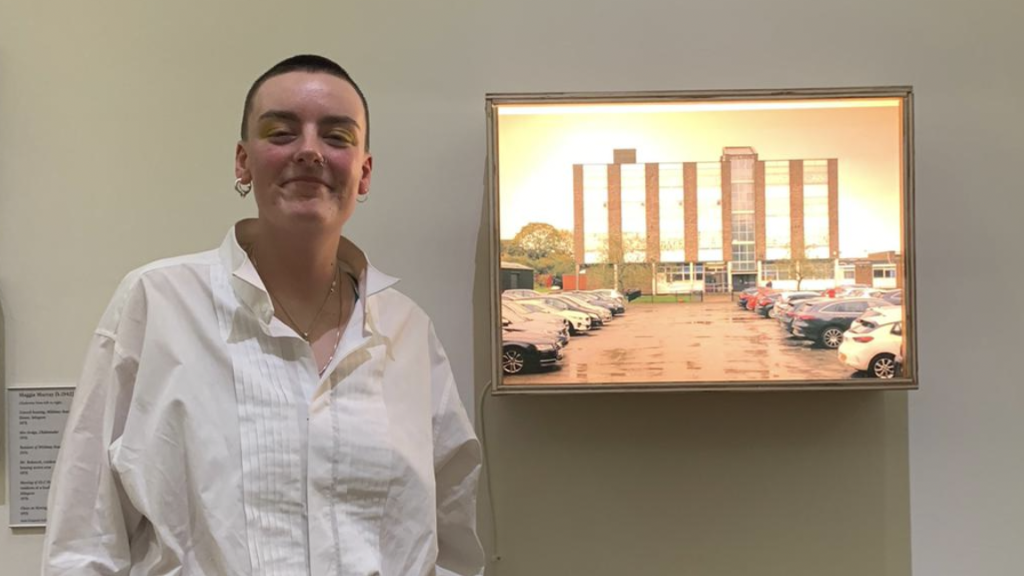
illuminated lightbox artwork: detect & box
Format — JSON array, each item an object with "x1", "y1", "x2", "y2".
[{"x1": 486, "y1": 88, "x2": 917, "y2": 393}]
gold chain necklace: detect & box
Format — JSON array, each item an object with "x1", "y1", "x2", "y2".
[
  {"x1": 251, "y1": 246, "x2": 339, "y2": 342},
  {"x1": 317, "y1": 276, "x2": 349, "y2": 377}
]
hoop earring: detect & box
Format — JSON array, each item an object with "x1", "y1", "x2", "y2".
[
  {"x1": 357, "y1": 192, "x2": 369, "y2": 204},
  {"x1": 235, "y1": 178, "x2": 252, "y2": 198}
]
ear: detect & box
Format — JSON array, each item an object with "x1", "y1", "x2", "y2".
[
  {"x1": 359, "y1": 153, "x2": 373, "y2": 195},
  {"x1": 235, "y1": 141, "x2": 251, "y2": 183}
]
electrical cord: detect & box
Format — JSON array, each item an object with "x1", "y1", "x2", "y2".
[{"x1": 477, "y1": 380, "x2": 502, "y2": 572}]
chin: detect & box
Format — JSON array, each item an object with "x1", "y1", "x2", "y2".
[{"x1": 260, "y1": 194, "x2": 352, "y2": 230}]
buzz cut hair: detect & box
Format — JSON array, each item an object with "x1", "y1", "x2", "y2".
[{"x1": 240, "y1": 54, "x2": 370, "y2": 150}]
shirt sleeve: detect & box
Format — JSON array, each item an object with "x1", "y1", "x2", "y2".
[
  {"x1": 428, "y1": 323, "x2": 486, "y2": 576},
  {"x1": 41, "y1": 299, "x2": 143, "y2": 574}
]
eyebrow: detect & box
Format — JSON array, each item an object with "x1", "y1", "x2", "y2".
[{"x1": 257, "y1": 110, "x2": 361, "y2": 130}]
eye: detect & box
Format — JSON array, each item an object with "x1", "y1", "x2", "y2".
[
  {"x1": 267, "y1": 131, "x2": 296, "y2": 143},
  {"x1": 324, "y1": 131, "x2": 355, "y2": 147}
]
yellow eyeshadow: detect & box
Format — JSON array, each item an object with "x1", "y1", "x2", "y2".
[{"x1": 258, "y1": 122, "x2": 288, "y2": 137}]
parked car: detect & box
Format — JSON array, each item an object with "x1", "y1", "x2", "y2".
[
  {"x1": 791, "y1": 297, "x2": 891, "y2": 348},
  {"x1": 523, "y1": 297, "x2": 604, "y2": 328},
  {"x1": 771, "y1": 291, "x2": 822, "y2": 319},
  {"x1": 588, "y1": 289, "x2": 626, "y2": 308},
  {"x1": 747, "y1": 287, "x2": 775, "y2": 311},
  {"x1": 503, "y1": 288, "x2": 544, "y2": 300},
  {"x1": 857, "y1": 304, "x2": 901, "y2": 322},
  {"x1": 834, "y1": 284, "x2": 871, "y2": 295},
  {"x1": 501, "y1": 305, "x2": 569, "y2": 347},
  {"x1": 754, "y1": 292, "x2": 781, "y2": 317},
  {"x1": 569, "y1": 291, "x2": 624, "y2": 315},
  {"x1": 507, "y1": 299, "x2": 591, "y2": 335},
  {"x1": 553, "y1": 294, "x2": 613, "y2": 323},
  {"x1": 881, "y1": 289, "x2": 903, "y2": 305},
  {"x1": 737, "y1": 287, "x2": 759, "y2": 308},
  {"x1": 840, "y1": 287, "x2": 883, "y2": 299},
  {"x1": 503, "y1": 301, "x2": 567, "y2": 330},
  {"x1": 838, "y1": 307, "x2": 904, "y2": 378},
  {"x1": 501, "y1": 329, "x2": 564, "y2": 375},
  {"x1": 778, "y1": 298, "x2": 827, "y2": 333}
]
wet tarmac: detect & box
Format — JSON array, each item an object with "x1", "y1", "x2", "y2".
[{"x1": 504, "y1": 301, "x2": 861, "y2": 386}]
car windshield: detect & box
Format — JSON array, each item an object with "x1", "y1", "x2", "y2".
[
  {"x1": 506, "y1": 301, "x2": 532, "y2": 315},
  {"x1": 502, "y1": 307, "x2": 527, "y2": 323}
]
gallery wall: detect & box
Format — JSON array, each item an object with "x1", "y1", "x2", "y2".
[{"x1": 1, "y1": 1, "x2": 1021, "y2": 574}]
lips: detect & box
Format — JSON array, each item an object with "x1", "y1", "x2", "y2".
[{"x1": 283, "y1": 176, "x2": 331, "y2": 189}]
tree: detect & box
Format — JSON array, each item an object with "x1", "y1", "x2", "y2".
[
  {"x1": 781, "y1": 258, "x2": 834, "y2": 290},
  {"x1": 508, "y1": 223, "x2": 573, "y2": 261},
  {"x1": 500, "y1": 223, "x2": 576, "y2": 285}
]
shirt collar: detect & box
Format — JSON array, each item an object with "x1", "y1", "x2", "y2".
[{"x1": 218, "y1": 220, "x2": 400, "y2": 337}]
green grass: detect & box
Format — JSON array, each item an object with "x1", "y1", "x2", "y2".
[{"x1": 631, "y1": 294, "x2": 702, "y2": 304}]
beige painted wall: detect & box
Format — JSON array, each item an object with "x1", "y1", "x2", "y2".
[{"x1": 1, "y1": 1, "x2": 1021, "y2": 575}]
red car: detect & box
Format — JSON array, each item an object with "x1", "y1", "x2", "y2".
[{"x1": 747, "y1": 287, "x2": 776, "y2": 311}]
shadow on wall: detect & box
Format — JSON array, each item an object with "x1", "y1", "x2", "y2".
[
  {"x1": 1, "y1": 295, "x2": 7, "y2": 507},
  {"x1": 471, "y1": 185, "x2": 911, "y2": 576}
]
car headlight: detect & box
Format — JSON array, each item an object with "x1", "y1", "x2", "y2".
[{"x1": 535, "y1": 344, "x2": 555, "y2": 352}]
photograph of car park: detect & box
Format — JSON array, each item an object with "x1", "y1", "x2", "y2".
[{"x1": 487, "y1": 88, "x2": 917, "y2": 392}]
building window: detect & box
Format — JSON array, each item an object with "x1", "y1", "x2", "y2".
[
  {"x1": 762, "y1": 262, "x2": 794, "y2": 281},
  {"x1": 659, "y1": 264, "x2": 685, "y2": 283},
  {"x1": 659, "y1": 163, "x2": 684, "y2": 262},
  {"x1": 621, "y1": 164, "x2": 646, "y2": 262},
  {"x1": 873, "y1": 267, "x2": 897, "y2": 279},
  {"x1": 697, "y1": 163, "x2": 723, "y2": 261},
  {"x1": 765, "y1": 161, "x2": 791, "y2": 260},
  {"x1": 658, "y1": 263, "x2": 704, "y2": 283},
  {"x1": 582, "y1": 164, "x2": 609, "y2": 264},
  {"x1": 803, "y1": 160, "x2": 830, "y2": 259}
]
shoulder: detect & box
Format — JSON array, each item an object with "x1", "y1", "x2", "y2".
[
  {"x1": 96, "y1": 249, "x2": 220, "y2": 336},
  {"x1": 367, "y1": 286, "x2": 434, "y2": 336}
]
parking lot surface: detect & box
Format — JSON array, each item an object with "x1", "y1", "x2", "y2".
[{"x1": 504, "y1": 301, "x2": 858, "y2": 386}]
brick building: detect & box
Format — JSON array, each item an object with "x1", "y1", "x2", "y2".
[{"x1": 572, "y1": 147, "x2": 844, "y2": 293}]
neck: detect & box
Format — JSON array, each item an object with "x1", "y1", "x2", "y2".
[{"x1": 249, "y1": 220, "x2": 341, "y2": 301}]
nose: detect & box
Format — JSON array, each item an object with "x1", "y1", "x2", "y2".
[
  {"x1": 294, "y1": 133, "x2": 326, "y2": 166},
  {"x1": 294, "y1": 148, "x2": 325, "y2": 166}
]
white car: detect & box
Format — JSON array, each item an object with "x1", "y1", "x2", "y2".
[
  {"x1": 502, "y1": 288, "x2": 543, "y2": 300},
  {"x1": 510, "y1": 299, "x2": 591, "y2": 335},
  {"x1": 839, "y1": 287, "x2": 883, "y2": 299},
  {"x1": 837, "y1": 307, "x2": 903, "y2": 378},
  {"x1": 502, "y1": 302, "x2": 568, "y2": 335}
]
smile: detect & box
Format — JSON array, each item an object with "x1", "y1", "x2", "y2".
[{"x1": 284, "y1": 177, "x2": 331, "y2": 189}]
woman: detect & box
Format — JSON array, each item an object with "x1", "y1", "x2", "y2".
[{"x1": 41, "y1": 55, "x2": 484, "y2": 576}]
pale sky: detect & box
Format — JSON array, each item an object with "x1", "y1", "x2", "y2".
[{"x1": 496, "y1": 98, "x2": 904, "y2": 258}]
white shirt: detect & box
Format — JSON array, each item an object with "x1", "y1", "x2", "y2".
[{"x1": 41, "y1": 223, "x2": 485, "y2": 576}]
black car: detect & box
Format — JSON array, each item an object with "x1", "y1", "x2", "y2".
[
  {"x1": 791, "y1": 297, "x2": 891, "y2": 348},
  {"x1": 501, "y1": 329, "x2": 564, "y2": 374},
  {"x1": 778, "y1": 298, "x2": 826, "y2": 333}
]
